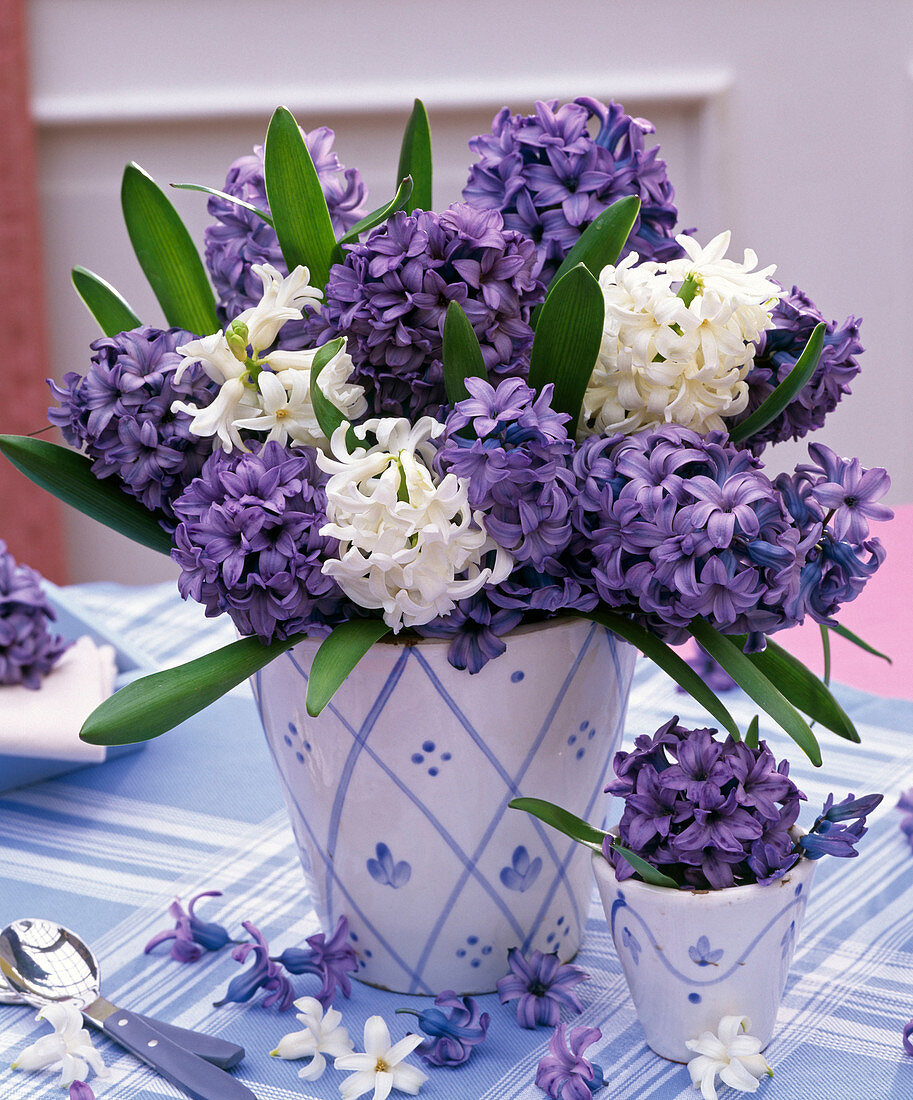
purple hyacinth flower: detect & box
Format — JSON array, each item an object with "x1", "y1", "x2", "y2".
[
  {"x1": 204, "y1": 130, "x2": 367, "y2": 338},
  {"x1": 607, "y1": 719, "x2": 809, "y2": 889},
  {"x1": 800, "y1": 443, "x2": 893, "y2": 544},
  {"x1": 69, "y1": 1084, "x2": 95, "y2": 1100},
  {"x1": 673, "y1": 784, "x2": 764, "y2": 858},
  {"x1": 307, "y1": 204, "x2": 544, "y2": 419},
  {"x1": 171, "y1": 440, "x2": 351, "y2": 643},
  {"x1": 464, "y1": 98, "x2": 681, "y2": 283},
  {"x1": 497, "y1": 948, "x2": 589, "y2": 1029},
  {"x1": 397, "y1": 990, "x2": 491, "y2": 1067},
  {"x1": 415, "y1": 592, "x2": 523, "y2": 674},
  {"x1": 800, "y1": 819, "x2": 868, "y2": 860},
  {"x1": 619, "y1": 767, "x2": 687, "y2": 850},
  {"x1": 213, "y1": 921, "x2": 294, "y2": 1011},
  {"x1": 48, "y1": 326, "x2": 218, "y2": 522},
  {"x1": 535, "y1": 1023, "x2": 605, "y2": 1099},
  {"x1": 800, "y1": 792, "x2": 882, "y2": 860},
  {"x1": 271, "y1": 915, "x2": 358, "y2": 1008},
  {"x1": 657, "y1": 728, "x2": 729, "y2": 803},
  {"x1": 144, "y1": 891, "x2": 232, "y2": 963},
  {"x1": 904, "y1": 1019, "x2": 913, "y2": 1057},
  {"x1": 741, "y1": 286, "x2": 863, "y2": 451},
  {"x1": 436, "y1": 377, "x2": 576, "y2": 570},
  {"x1": 728, "y1": 742, "x2": 797, "y2": 822},
  {"x1": 573, "y1": 424, "x2": 814, "y2": 641},
  {"x1": 0, "y1": 540, "x2": 72, "y2": 689}
]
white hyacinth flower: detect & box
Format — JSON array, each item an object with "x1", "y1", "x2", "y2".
[
  {"x1": 270, "y1": 996, "x2": 354, "y2": 1081},
  {"x1": 171, "y1": 263, "x2": 366, "y2": 453},
  {"x1": 685, "y1": 1015, "x2": 773, "y2": 1099},
  {"x1": 334, "y1": 1014, "x2": 427, "y2": 1100},
  {"x1": 11, "y1": 1002, "x2": 109, "y2": 1088},
  {"x1": 317, "y1": 417, "x2": 514, "y2": 633},
  {"x1": 582, "y1": 232, "x2": 781, "y2": 439}
]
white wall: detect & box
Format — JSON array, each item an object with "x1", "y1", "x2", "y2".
[{"x1": 27, "y1": 0, "x2": 913, "y2": 582}]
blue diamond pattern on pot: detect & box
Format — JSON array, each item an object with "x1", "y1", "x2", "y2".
[{"x1": 253, "y1": 620, "x2": 635, "y2": 994}]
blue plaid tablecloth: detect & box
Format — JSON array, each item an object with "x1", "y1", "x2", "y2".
[{"x1": 1, "y1": 583, "x2": 912, "y2": 1099}]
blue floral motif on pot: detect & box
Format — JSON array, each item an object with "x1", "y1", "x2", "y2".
[
  {"x1": 500, "y1": 846, "x2": 543, "y2": 892},
  {"x1": 780, "y1": 920, "x2": 796, "y2": 963},
  {"x1": 367, "y1": 843, "x2": 412, "y2": 889},
  {"x1": 688, "y1": 935, "x2": 724, "y2": 967},
  {"x1": 621, "y1": 925, "x2": 641, "y2": 965}
]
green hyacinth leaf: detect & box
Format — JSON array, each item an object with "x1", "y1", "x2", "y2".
[
  {"x1": 820, "y1": 624, "x2": 832, "y2": 688},
  {"x1": 80, "y1": 634, "x2": 304, "y2": 745},
  {"x1": 729, "y1": 323, "x2": 825, "y2": 444},
  {"x1": 733, "y1": 633, "x2": 858, "y2": 742},
  {"x1": 0, "y1": 435, "x2": 172, "y2": 556},
  {"x1": 71, "y1": 266, "x2": 141, "y2": 336},
  {"x1": 827, "y1": 622, "x2": 892, "y2": 664},
  {"x1": 690, "y1": 620, "x2": 822, "y2": 765},
  {"x1": 121, "y1": 162, "x2": 219, "y2": 336},
  {"x1": 263, "y1": 106, "x2": 337, "y2": 290},
  {"x1": 442, "y1": 300, "x2": 489, "y2": 404},
  {"x1": 171, "y1": 182, "x2": 273, "y2": 225},
  {"x1": 541, "y1": 194, "x2": 640, "y2": 307},
  {"x1": 334, "y1": 176, "x2": 414, "y2": 259},
  {"x1": 308, "y1": 337, "x2": 349, "y2": 440},
  {"x1": 609, "y1": 840, "x2": 680, "y2": 888},
  {"x1": 306, "y1": 619, "x2": 392, "y2": 717},
  {"x1": 397, "y1": 98, "x2": 432, "y2": 213},
  {"x1": 508, "y1": 797, "x2": 606, "y2": 853},
  {"x1": 528, "y1": 263, "x2": 604, "y2": 424},
  {"x1": 745, "y1": 714, "x2": 760, "y2": 749},
  {"x1": 582, "y1": 607, "x2": 739, "y2": 739}
]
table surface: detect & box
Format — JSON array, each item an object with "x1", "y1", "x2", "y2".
[{"x1": 1, "y1": 584, "x2": 912, "y2": 1100}]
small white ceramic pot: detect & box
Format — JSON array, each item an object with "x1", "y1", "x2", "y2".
[
  {"x1": 252, "y1": 617, "x2": 636, "y2": 995},
  {"x1": 592, "y1": 850, "x2": 816, "y2": 1062}
]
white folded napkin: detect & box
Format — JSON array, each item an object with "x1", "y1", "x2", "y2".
[{"x1": 0, "y1": 636, "x2": 117, "y2": 762}]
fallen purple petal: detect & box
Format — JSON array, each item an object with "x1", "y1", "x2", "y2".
[
  {"x1": 144, "y1": 891, "x2": 232, "y2": 963},
  {"x1": 535, "y1": 1022, "x2": 604, "y2": 1099},
  {"x1": 271, "y1": 915, "x2": 358, "y2": 1007},
  {"x1": 497, "y1": 948, "x2": 588, "y2": 1029},
  {"x1": 214, "y1": 921, "x2": 294, "y2": 1011}
]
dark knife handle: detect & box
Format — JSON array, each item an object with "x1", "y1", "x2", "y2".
[
  {"x1": 102, "y1": 1008, "x2": 257, "y2": 1100},
  {"x1": 133, "y1": 1013, "x2": 244, "y2": 1069}
]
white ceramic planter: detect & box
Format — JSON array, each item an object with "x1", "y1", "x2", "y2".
[
  {"x1": 252, "y1": 617, "x2": 635, "y2": 995},
  {"x1": 592, "y1": 850, "x2": 816, "y2": 1062}
]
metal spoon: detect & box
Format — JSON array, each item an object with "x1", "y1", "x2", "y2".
[
  {"x1": 0, "y1": 964, "x2": 243, "y2": 1068},
  {"x1": 0, "y1": 919, "x2": 257, "y2": 1100}
]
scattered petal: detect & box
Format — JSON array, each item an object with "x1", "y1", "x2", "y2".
[
  {"x1": 686, "y1": 1015, "x2": 771, "y2": 1099},
  {"x1": 497, "y1": 948, "x2": 589, "y2": 1029},
  {"x1": 397, "y1": 991, "x2": 490, "y2": 1067},
  {"x1": 11, "y1": 1003, "x2": 109, "y2": 1088},
  {"x1": 271, "y1": 996, "x2": 354, "y2": 1080},
  {"x1": 535, "y1": 1022, "x2": 605, "y2": 1098},
  {"x1": 335, "y1": 1015, "x2": 428, "y2": 1099},
  {"x1": 214, "y1": 921, "x2": 294, "y2": 1011},
  {"x1": 144, "y1": 890, "x2": 233, "y2": 962}
]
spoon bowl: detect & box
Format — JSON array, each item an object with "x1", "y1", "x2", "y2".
[
  {"x1": 0, "y1": 919, "x2": 98, "y2": 1006},
  {"x1": 0, "y1": 919, "x2": 245, "y2": 1073}
]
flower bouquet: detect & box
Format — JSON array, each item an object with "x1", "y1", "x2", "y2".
[
  {"x1": 0, "y1": 96, "x2": 890, "y2": 752},
  {"x1": 0, "y1": 95, "x2": 893, "y2": 991}
]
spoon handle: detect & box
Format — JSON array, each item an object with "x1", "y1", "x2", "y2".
[
  {"x1": 102, "y1": 1008, "x2": 258, "y2": 1100},
  {"x1": 130, "y1": 1013, "x2": 244, "y2": 1069}
]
